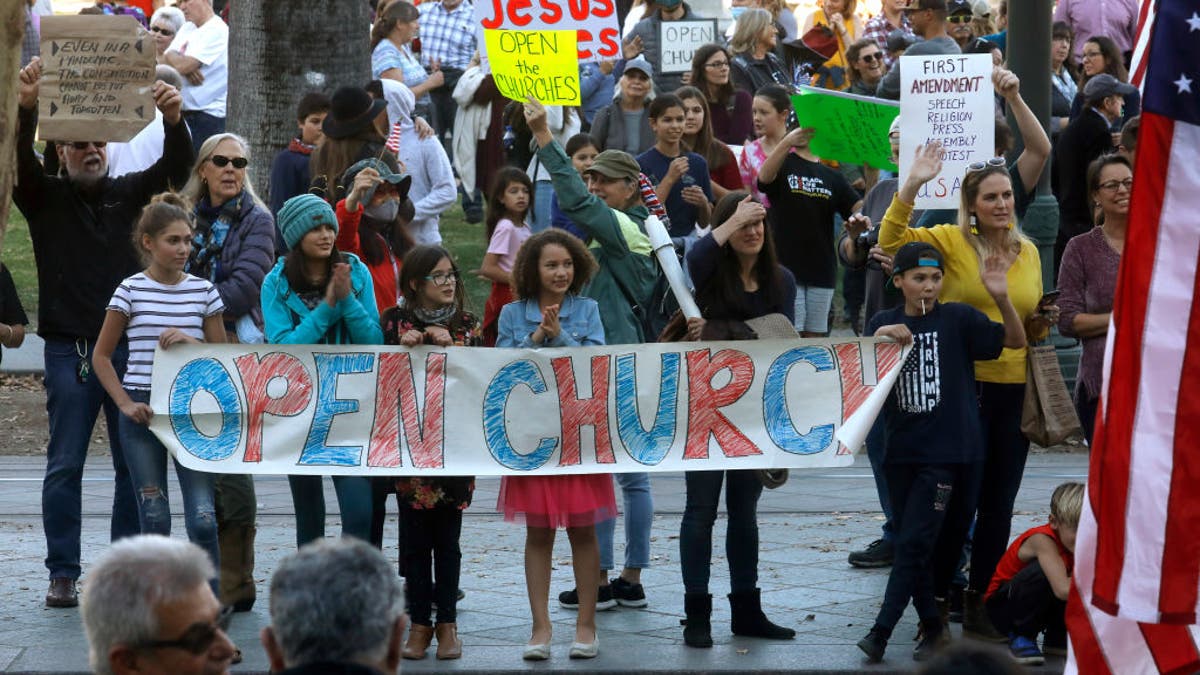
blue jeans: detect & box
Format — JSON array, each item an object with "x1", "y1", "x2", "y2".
[
  {"x1": 288, "y1": 475, "x2": 373, "y2": 547},
  {"x1": 183, "y1": 110, "x2": 225, "y2": 155},
  {"x1": 865, "y1": 416, "x2": 894, "y2": 542},
  {"x1": 42, "y1": 338, "x2": 139, "y2": 580},
  {"x1": 679, "y1": 470, "x2": 762, "y2": 594},
  {"x1": 119, "y1": 390, "x2": 220, "y2": 578},
  {"x1": 530, "y1": 180, "x2": 554, "y2": 233},
  {"x1": 596, "y1": 471, "x2": 653, "y2": 572}
]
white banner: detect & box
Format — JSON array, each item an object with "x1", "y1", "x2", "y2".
[
  {"x1": 659, "y1": 20, "x2": 718, "y2": 73},
  {"x1": 899, "y1": 53, "x2": 995, "y2": 210},
  {"x1": 149, "y1": 338, "x2": 910, "y2": 476}
]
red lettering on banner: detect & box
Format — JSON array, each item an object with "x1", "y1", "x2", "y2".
[
  {"x1": 480, "y1": 0, "x2": 504, "y2": 28},
  {"x1": 552, "y1": 355, "x2": 615, "y2": 466},
  {"x1": 233, "y1": 353, "x2": 312, "y2": 463},
  {"x1": 567, "y1": 0, "x2": 589, "y2": 20},
  {"x1": 577, "y1": 29, "x2": 594, "y2": 59},
  {"x1": 509, "y1": 0, "x2": 534, "y2": 25},
  {"x1": 538, "y1": 0, "x2": 562, "y2": 23},
  {"x1": 832, "y1": 341, "x2": 903, "y2": 454},
  {"x1": 592, "y1": 0, "x2": 614, "y2": 17},
  {"x1": 368, "y1": 352, "x2": 447, "y2": 468},
  {"x1": 684, "y1": 349, "x2": 759, "y2": 459},
  {"x1": 597, "y1": 27, "x2": 619, "y2": 57}
]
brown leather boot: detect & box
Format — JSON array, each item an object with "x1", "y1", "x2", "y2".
[
  {"x1": 435, "y1": 622, "x2": 462, "y2": 660},
  {"x1": 962, "y1": 589, "x2": 1006, "y2": 642},
  {"x1": 402, "y1": 624, "x2": 434, "y2": 660}
]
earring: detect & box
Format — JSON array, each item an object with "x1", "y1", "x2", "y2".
[
  {"x1": 1006, "y1": 220, "x2": 1014, "y2": 230},
  {"x1": 969, "y1": 214, "x2": 979, "y2": 235}
]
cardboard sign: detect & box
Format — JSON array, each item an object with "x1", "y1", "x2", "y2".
[
  {"x1": 149, "y1": 338, "x2": 911, "y2": 476},
  {"x1": 38, "y1": 15, "x2": 156, "y2": 143},
  {"x1": 475, "y1": 0, "x2": 620, "y2": 61},
  {"x1": 898, "y1": 54, "x2": 995, "y2": 209},
  {"x1": 792, "y1": 87, "x2": 900, "y2": 172},
  {"x1": 484, "y1": 30, "x2": 581, "y2": 105},
  {"x1": 659, "y1": 20, "x2": 718, "y2": 73}
]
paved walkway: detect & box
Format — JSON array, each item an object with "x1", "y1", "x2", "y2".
[{"x1": 0, "y1": 453, "x2": 1086, "y2": 673}]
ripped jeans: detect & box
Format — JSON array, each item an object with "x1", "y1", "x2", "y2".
[{"x1": 119, "y1": 389, "x2": 220, "y2": 584}]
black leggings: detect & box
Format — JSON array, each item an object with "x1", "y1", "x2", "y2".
[{"x1": 400, "y1": 506, "x2": 464, "y2": 626}]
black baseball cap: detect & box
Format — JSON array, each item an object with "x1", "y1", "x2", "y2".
[
  {"x1": 899, "y1": 0, "x2": 948, "y2": 11},
  {"x1": 892, "y1": 242, "x2": 945, "y2": 276}
]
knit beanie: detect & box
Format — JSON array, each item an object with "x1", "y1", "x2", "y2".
[{"x1": 278, "y1": 194, "x2": 338, "y2": 250}]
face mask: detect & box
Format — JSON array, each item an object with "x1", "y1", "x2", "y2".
[
  {"x1": 364, "y1": 200, "x2": 399, "y2": 223},
  {"x1": 730, "y1": 6, "x2": 747, "y2": 20}
]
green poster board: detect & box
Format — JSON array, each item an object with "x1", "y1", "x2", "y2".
[{"x1": 792, "y1": 86, "x2": 900, "y2": 172}]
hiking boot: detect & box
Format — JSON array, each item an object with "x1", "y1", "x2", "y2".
[
  {"x1": 848, "y1": 539, "x2": 894, "y2": 568},
  {"x1": 610, "y1": 576, "x2": 647, "y2": 608},
  {"x1": 1009, "y1": 634, "x2": 1046, "y2": 665},
  {"x1": 857, "y1": 628, "x2": 888, "y2": 663},
  {"x1": 558, "y1": 584, "x2": 616, "y2": 610}
]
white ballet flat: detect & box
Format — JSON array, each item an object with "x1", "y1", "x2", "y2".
[
  {"x1": 522, "y1": 641, "x2": 551, "y2": 661},
  {"x1": 569, "y1": 635, "x2": 599, "y2": 659}
]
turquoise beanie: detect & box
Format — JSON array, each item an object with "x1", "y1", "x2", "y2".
[{"x1": 278, "y1": 194, "x2": 338, "y2": 250}]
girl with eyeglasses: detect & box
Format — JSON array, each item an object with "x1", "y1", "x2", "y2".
[
  {"x1": 687, "y1": 44, "x2": 754, "y2": 145},
  {"x1": 845, "y1": 38, "x2": 886, "y2": 97},
  {"x1": 1069, "y1": 36, "x2": 1140, "y2": 130},
  {"x1": 380, "y1": 245, "x2": 478, "y2": 661}
]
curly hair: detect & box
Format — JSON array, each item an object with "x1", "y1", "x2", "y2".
[{"x1": 510, "y1": 230, "x2": 597, "y2": 300}]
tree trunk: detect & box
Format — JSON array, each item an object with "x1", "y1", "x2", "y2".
[
  {"x1": 228, "y1": 0, "x2": 371, "y2": 201},
  {"x1": 0, "y1": 3, "x2": 27, "y2": 256}
]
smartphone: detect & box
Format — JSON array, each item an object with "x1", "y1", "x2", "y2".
[{"x1": 1038, "y1": 290, "x2": 1061, "y2": 314}]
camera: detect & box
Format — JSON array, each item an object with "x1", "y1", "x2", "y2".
[{"x1": 856, "y1": 228, "x2": 882, "y2": 271}]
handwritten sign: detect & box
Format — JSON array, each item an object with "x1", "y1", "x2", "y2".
[
  {"x1": 149, "y1": 338, "x2": 910, "y2": 476},
  {"x1": 659, "y1": 20, "x2": 719, "y2": 73},
  {"x1": 792, "y1": 87, "x2": 900, "y2": 172},
  {"x1": 898, "y1": 54, "x2": 994, "y2": 209},
  {"x1": 484, "y1": 30, "x2": 581, "y2": 105},
  {"x1": 38, "y1": 15, "x2": 156, "y2": 143},
  {"x1": 475, "y1": 0, "x2": 619, "y2": 61}
]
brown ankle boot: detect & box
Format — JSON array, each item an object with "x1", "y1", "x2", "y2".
[
  {"x1": 962, "y1": 589, "x2": 1006, "y2": 642},
  {"x1": 435, "y1": 622, "x2": 462, "y2": 660},
  {"x1": 402, "y1": 624, "x2": 434, "y2": 660}
]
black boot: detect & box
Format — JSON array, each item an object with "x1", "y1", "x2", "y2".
[
  {"x1": 963, "y1": 589, "x2": 1006, "y2": 642},
  {"x1": 681, "y1": 592, "x2": 713, "y2": 648},
  {"x1": 913, "y1": 617, "x2": 950, "y2": 661},
  {"x1": 728, "y1": 589, "x2": 796, "y2": 639}
]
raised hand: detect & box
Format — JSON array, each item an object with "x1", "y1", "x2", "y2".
[
  {"x1": 522, "y1": 96, "x2": 549, "y2": 135},
  {"x1": 992, "y1": 67, "x2": 1020, "y2": 101},
  {"x1": 18, "y1": 56, "x2": 42, "y2": 109},
  {"x1": 153, "y1": 80, "x2": 183, "y2": 126},
  {"x1": 784, "y1": 126, "x2": 815, "y2": 149},
  {"x1": 909, "y1": 143, "x2": 944, "y2": 185},
  {"x1": 844, "y1": 213, "x2": 871, "y2": 239},
  {"x1": 623, "y1": 34, "x2": 644, "y2": 59},
  {"x1": 980, "y1": 254, "x2": 1012, "y2": 300}
]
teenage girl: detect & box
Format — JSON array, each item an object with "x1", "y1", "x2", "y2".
[
  {"x1": 549, "y1": 133, "x2": 599, "y2": 241},
  {"x1": 495, "y1": 230, "x2": 615, "y2": 661},
  {"x1": 92, "y1": 193, "x2": 226, "y2": 585},
  {"x1": 478, "y1": 167, "x2": 534, "y2": 347},
  {"x1": 738, "y1": 84, "x2": 791, "y2": 206}
]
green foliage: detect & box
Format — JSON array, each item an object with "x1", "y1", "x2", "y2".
[{"x1": 2, "y1": 209, "x2": 38, "y2": 328}]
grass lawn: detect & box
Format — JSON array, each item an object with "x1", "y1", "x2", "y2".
[{"x1": 2, "y1": 208, "x2": 37, "y2": 328}]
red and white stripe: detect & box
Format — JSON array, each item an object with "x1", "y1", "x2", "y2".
[{"x1": 1129, "y1": 0, "x2": 1158, "y2": 89}]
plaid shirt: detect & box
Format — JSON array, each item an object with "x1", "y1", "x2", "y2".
[
  {"x1": 863, "y1": 12, "x2": 914, "y2": 69},
  {"x1": 418, "y1": 1, "x2": 477, "y2": 71}
]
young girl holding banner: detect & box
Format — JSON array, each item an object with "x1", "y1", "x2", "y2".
[
  {"x1": 478, "y1": 167, "x2": 534, "y2": 346},
  {"x1": 495, "y1": 230, "x2": 615, "y2": 661}
]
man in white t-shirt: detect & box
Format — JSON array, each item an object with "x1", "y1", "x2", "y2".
[{"x1": 163, "y1": 0, "x2": 228, "y2": 153}]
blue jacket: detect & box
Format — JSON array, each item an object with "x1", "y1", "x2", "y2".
[
  {"x1": 261, "y1": 253, "x2": 383, "y2": 345},
  {"x1": 496, "y1": 295, "x2": 605, "y2": 348},
  {"x1": 200, "y1": 196, "x2": 276, "y2": 323}
]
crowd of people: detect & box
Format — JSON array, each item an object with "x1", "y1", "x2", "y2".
[{"x1": 6, "y1": 0, "x2": 1143, "y2": 669}]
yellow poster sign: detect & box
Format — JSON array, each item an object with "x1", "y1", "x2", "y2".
[{"x1": 484, "y1": 29, "x2": 581, "y2": 105}]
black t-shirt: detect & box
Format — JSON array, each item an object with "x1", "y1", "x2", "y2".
[
  {"x1": 867, "y1": 302, "x2": 1005, "y2": 464},
  {"x1": 759, "y1": 154, "x2": 858, "y2": 288},
  {"x1": 0, "y1": 264, "x2": 29, "y2": 368}
]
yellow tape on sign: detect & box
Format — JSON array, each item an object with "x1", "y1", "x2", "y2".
[{"x1": 484, "y1": 29, "x2": 581, "y2": 105}]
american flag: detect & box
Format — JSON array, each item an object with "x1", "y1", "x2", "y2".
[{"x1": 1066, "y1": 2, "x2": 1200, "y2": 673}]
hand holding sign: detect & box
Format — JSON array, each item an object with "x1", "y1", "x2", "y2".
[
  {"x1": 992, "y1": 67, "x2": 1020, "y2": 102},
  {"x1": 18, "y1": 57, "x2": 42, "y2": 109},
  {"x1": 153, "y1": 80, "x2": 183, "y2": 126}
]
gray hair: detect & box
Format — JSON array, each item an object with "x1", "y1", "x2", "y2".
[
  {"x1": 180, "y1": 132, "x2": 268, "y2": 210},
  {"x1": 81, "y1": 535, "x2": 215, "y2": 675},
  {"x1": 155, "y1": 64, "x2": 185, "y2": 92},
  {"x1": 150, "y1": 6, "x2": 185, "y2": 33},
  {"x1": 268, "y1": 539, "x2": 404, "y2": 667}
]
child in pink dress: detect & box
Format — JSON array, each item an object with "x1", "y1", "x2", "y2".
[{"x1": 478, "y1": 167, "x2": 534, "y2": 346}]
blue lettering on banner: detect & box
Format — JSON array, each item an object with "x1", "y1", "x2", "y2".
[
  {"x1": 170, "y1": 358, "x2": 242, "y2": 461},
  {"x1": 483, "y1": 360, "x2": 559, "y2": 470},
  {"x1": 764, "y1": 347, "x2": 835, "y2": 455},
  {"x1": 299, "y1": 353, "x2": 376, "y2": 467},
  {"x1": 614, "y1": 352, "x2": 679, "y2": 465}
]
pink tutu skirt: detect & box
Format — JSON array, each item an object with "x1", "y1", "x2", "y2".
[{"x1": 497, "y1": 473, "x2": 617, "y2": 529}]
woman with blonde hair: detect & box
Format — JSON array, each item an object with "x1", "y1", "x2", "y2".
[
  {"x1": 729, "y1": 8, "x2": 793, "y2": 94},
  {"x1": 801, "y1": 0, "x2": 865, "y2": 90}
]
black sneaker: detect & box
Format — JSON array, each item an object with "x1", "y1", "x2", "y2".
[
  {"x1": 848, "y1": 539, "x2": 894, "y2": 568},
  {"x1": 610, "y1": 576, "x2": 647, "y2": 608},
  {"x1": 558, "y1": 585, "x2": 617, "y2": 611},
  {"x1": 857, "y1": 628, "x2": 888, "y2": 663}
]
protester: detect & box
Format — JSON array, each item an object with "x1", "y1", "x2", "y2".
[
  {"x1": 623, "y1": 0, "x2": 706, "y2": 94},
  {"x1": 550, "y1": 134, "x2": 599, "y2": 241},
  {"x1": 676, "y1": 86, "x2": 743, "y2": 201},
  {"x1": 91, "y1": 193, "x2": 226, "y2": 590},
  {"x1": 580, "y1": 61, "x2": 618, "y2": 131},
  {"x1": 81, "y1": 535, "x2": 237, "y2": 675},
  {"x1": 944, "y1": 0, "x2": 977, "y2": 51},
  {"x1": 479, "y1": 167, "x2": 534, "y2": 346},
  {"x1": 15, "y1": 56, "x2": 192, "y2": 609},
  {"x1": 149, "y1": 6, "x2": 185, "y2": 59},
  {"x1": 845, "y1": 38, "x2": 886, "y2": 96},
  {"x1": 1049, "y1": 22, "x2": 1079, "y2": 140},
  {"x1": 1053, "y1": 0, "x2": 1138, "y2": 63},
  {"x1": 876, "y1": 0, "x2": 959, "y2": 100},
  {"x1": 378, "y1": 79, "x2": 457, "y2": 245},
  {"x1": 877, "y1": 143, "x2": 1059, "y2": 643},
  {"x1": 262, "y1": 194, "x2": 382, "y2": 547},
  {"x1": 269, "y1": 93, "x2": 330, "y2": 218},
  {"x1": 638, "y1": 94, "x2": 713, "y2": 241},
  {"x1": 163, "y1": 0, "x2": 228, "y2": 153},
  {"x1": 309, "y1": 86, "x2": 394, "y2": 204},
  {"x1": 21, "y1": 0, "x2": 40, "y2": 68},
  {"x1": 980, "y1": 0, "x2": 1009, "y2": 53},
  {"x1": 856, "y1": 241, "x2": 1025, "y2": 664},
  {"x1": 678, "y1": 193, "x2": 797, "y2": 648},
  {"x1": 1069, "y1": 36, "x2": 1141, "y2": 129},
  {"x1": 336, "y1": 158, "x2": 416, "y2": 315},
  {"x1": 418, "y1": 0, "x2": 477, "y2": 154},
  {"x1": 687, "y1": 44, "x2": 754, "y2": 145},
  {"x1": 0, "y1": 263, "x2": 27, "y2": 367},
  {"x1": 863, "y1": 0, "x2": 915, "y2": 69},
  {"x1": 801, "y1": 0, "x2": 864, "y2": 90},
  {"x1": 886, "y1": 28, "x2": 917, "y2": 63},
  {"x1": 985, "y1": 482, "x2": 1084, "y2": 665},
  {"x1": 449, "y1": 59, "x2": 500, "y2": 223},
  {"x1": 1058, "y1": 156, "x2": 1130, "y2": 443},
  {"x1": 1117, "y1": 115, "x2": 1139, "y2": 167},
  {"x1": 496, "y1": 230, "x2": 614, "y2": 661},
  {"x1": 262, "y1": 539, "x2": 406, "y2": 674},
  {"x1": 528, "y1": 106, "x2": 581, "y2": 233},
  {"x1": 738, "y1": 84, "x2": 790, "y2": 206},
  {"x1": 371, "y1": 0, "x2": 441, "y2": 121},
  {"x1": 589, "y1": 57, "x2": 656, "y2": 155},
  {"x1": 757, "y1": 125, "x2": 862, "y2": 336},
  {"x1": 730, "y1": 9, "x2": 795, "y2": 94}
]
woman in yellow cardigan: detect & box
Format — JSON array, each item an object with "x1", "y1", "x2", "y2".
[{"x1": 871, "y1": 142, "x2": 1060, "y2": 641}]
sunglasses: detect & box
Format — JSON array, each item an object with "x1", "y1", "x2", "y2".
[
  {"x1": 66, "y1": 141, "x2": 107, "y2": 150},
  {"x1": 967, "y1": 157, "x2": 1007, "y2": 172},
  {"x1": 947, "y1": 14, "x2": 973, "y2": 23},
  {"x1": 424, "y1": 271, "x2": 458, "y2": 286},
  {"x1": 138, "y1": 606, "x2": 232, "y2": 655},
  {"x1": 210, "y1": 155, "x2": 248, "y2": 169},
  {"x1": 150, "y1": 26, "x2": 175, "y2": 35},
  {"x1": 860, "y1": 52, "x2": 882, "y2": 63}
]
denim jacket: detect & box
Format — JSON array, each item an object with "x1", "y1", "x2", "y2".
[
  {"x1": 261, "y1": 253, "x2": 383, "y2": 345},
  {"x1": 496, "y1": 295, "x2": 605, "y2": 348}
]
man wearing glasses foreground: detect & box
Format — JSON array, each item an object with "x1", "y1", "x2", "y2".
[{"x1": 14, "y1": 56, "x2": 195, "y2": 610}]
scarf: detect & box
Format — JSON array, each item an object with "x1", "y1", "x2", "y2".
[
  {"x1": 413, "y1": 304, "x2": 457, "y2": 326},
  {"x1": 288, "y1": 137, "x2": 316, "y2": 155},
  {"x1": 188, "y1": 191, "x2": 245, "y2": 283}
]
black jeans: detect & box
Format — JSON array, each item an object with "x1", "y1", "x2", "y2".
[
  {"x1": 969, "y1": 381, "x2": 1031, "y2": 593},
  {"x1": 679, "y1": 470, "x2": 763, "y2": 594},
  {"x1": 874, "y1": 461, "x2": 982, "y2": 633},
  {"x1": 986, "y1": 560, "x2": 1066, "y2": 639},
  {"x1": 1075, "y1": 391, "x2": 1099, "y2": 444},
  {"x1": 428, "y1": 68, "x2": 464, "y2": 158},
  {"x1": 400, "y1": 505, "x2": 463, "y2": 625}
]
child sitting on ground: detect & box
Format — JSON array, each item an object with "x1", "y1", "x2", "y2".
[
  {"x1": 857, "y1": 241, "x2": 1026, "y2": 664},
  {"x1": 985, "y1": 481, "x2": 1083, "y2": 666}
]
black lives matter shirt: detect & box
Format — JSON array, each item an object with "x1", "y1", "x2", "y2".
[
  {"x1": 867, "y1": 302, "x2": 1005, "y2": 464},
  {"x1": 759, "y1": 153, "x2": 859, "y2": 288}
]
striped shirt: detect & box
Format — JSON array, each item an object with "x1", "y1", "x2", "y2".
[{"x1": 107, "y1": 273, "x2": 224, "y2": 391}]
